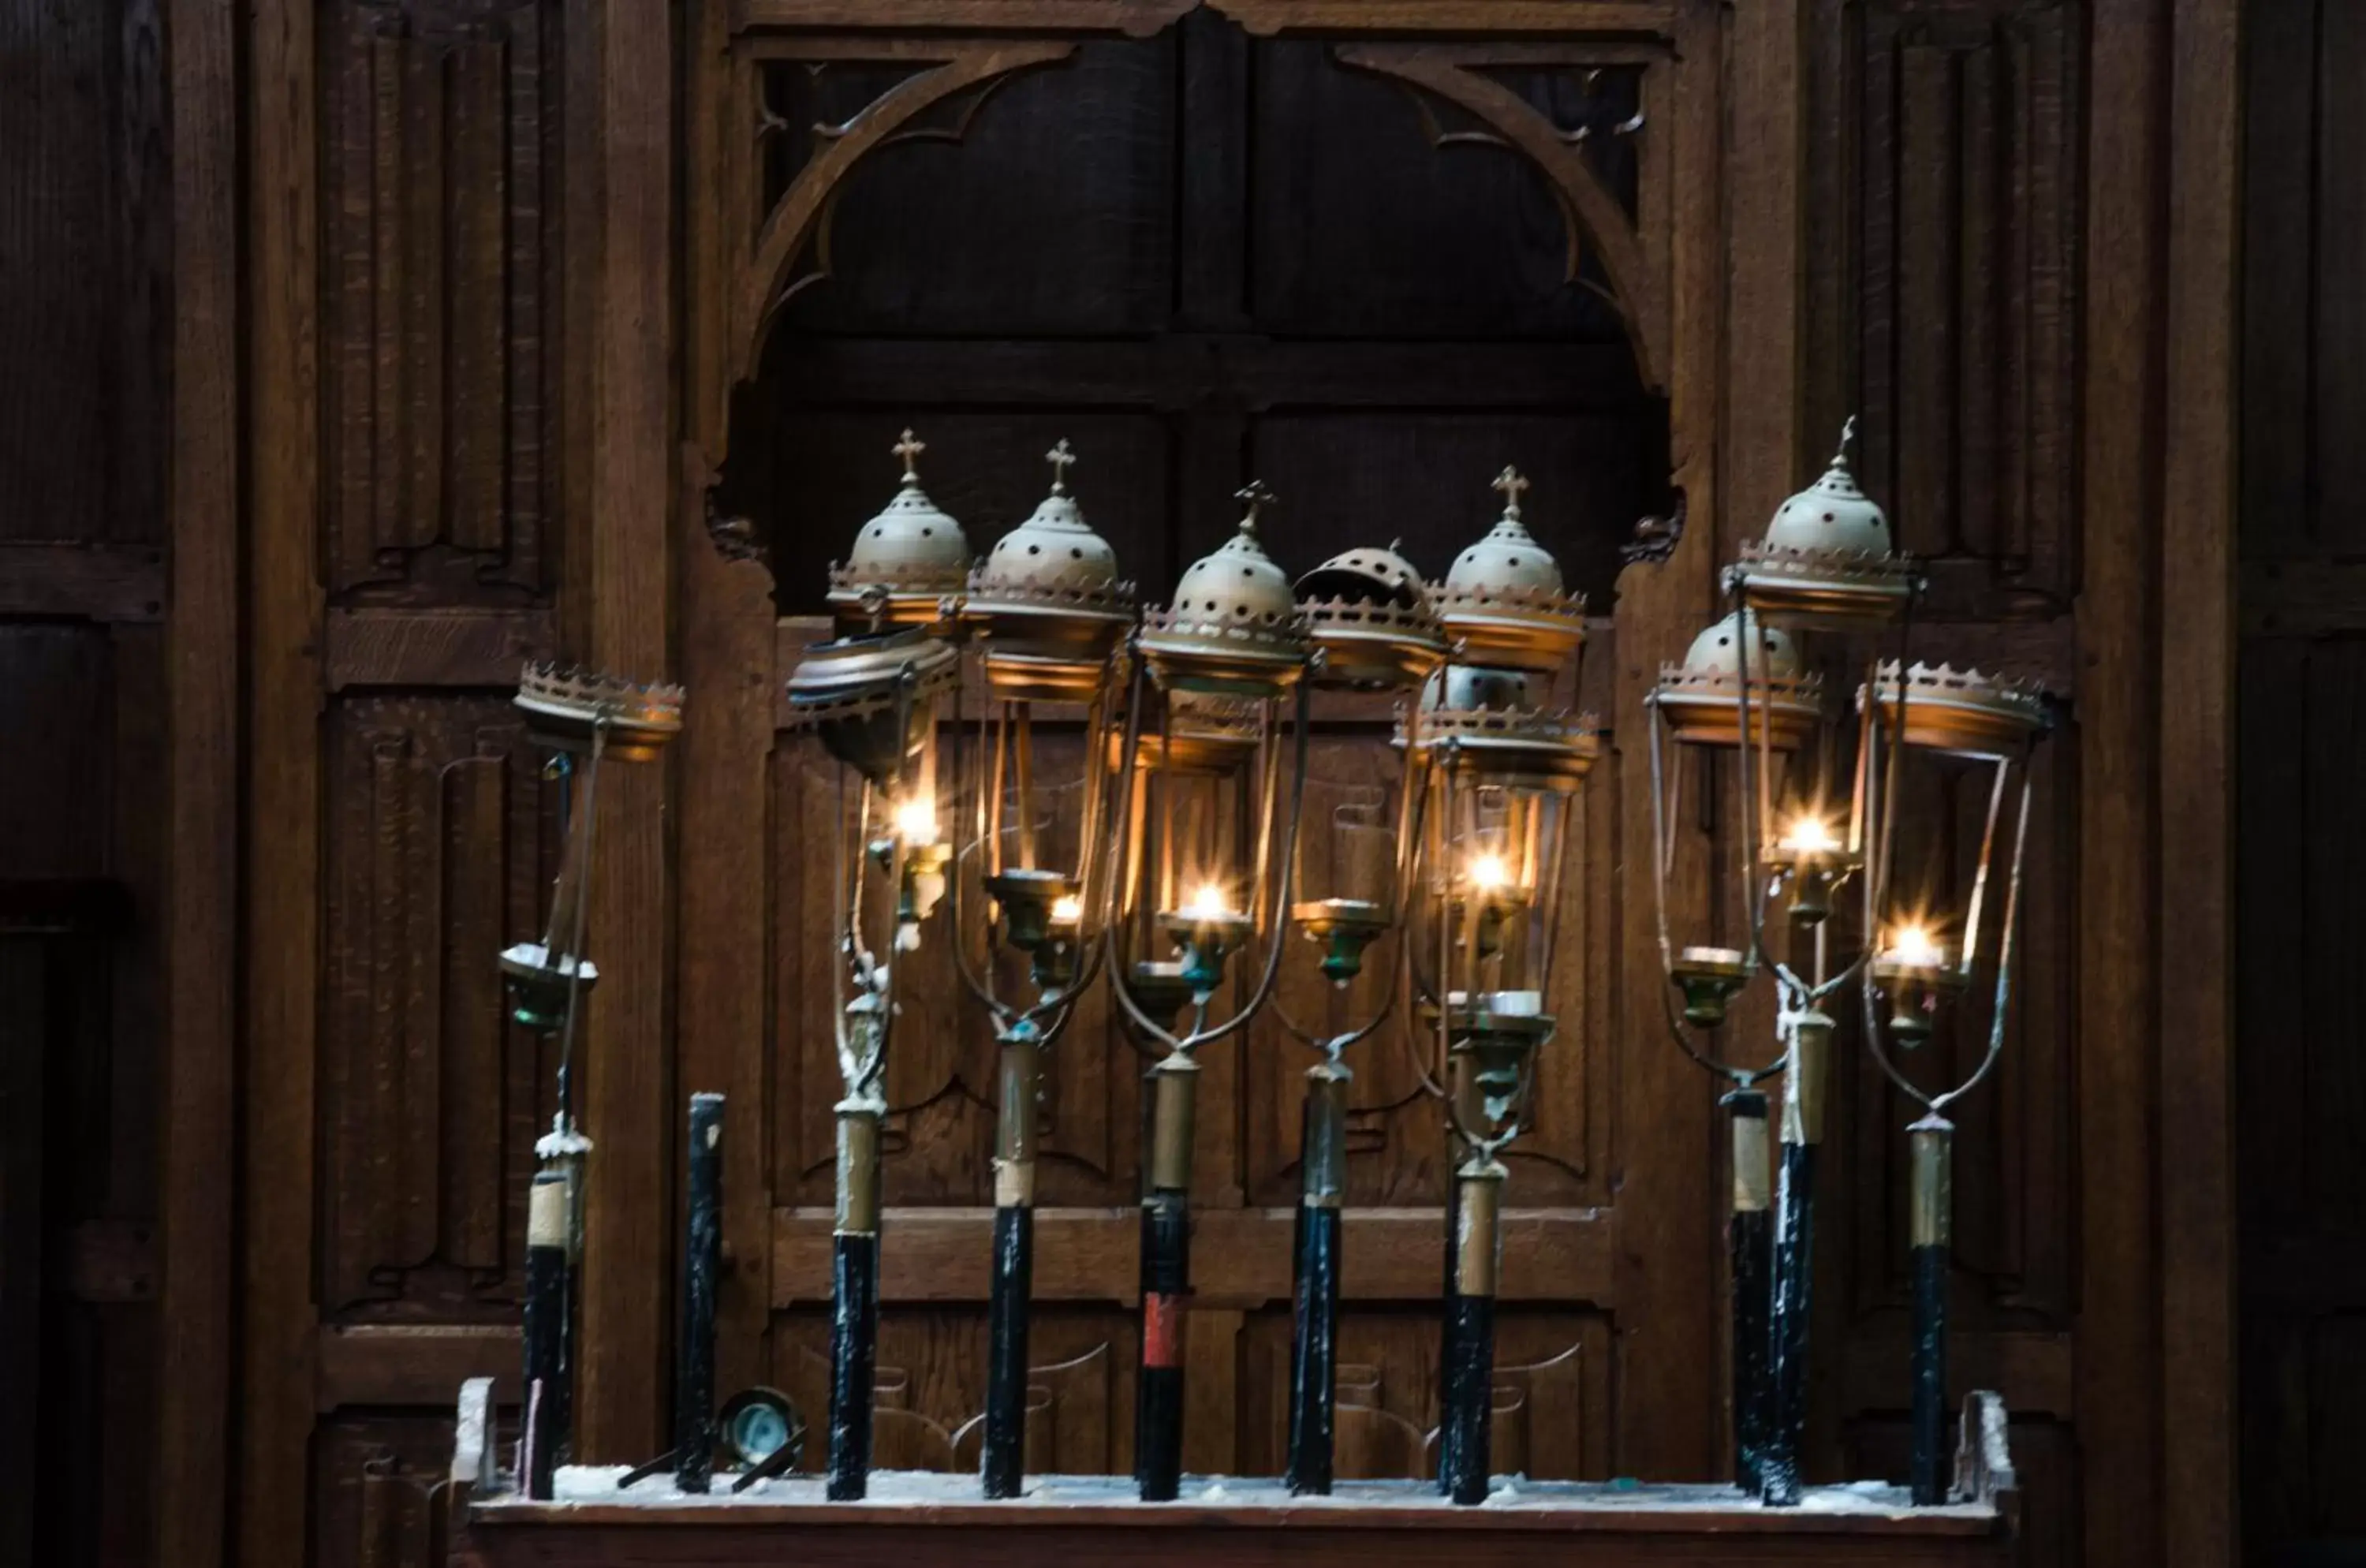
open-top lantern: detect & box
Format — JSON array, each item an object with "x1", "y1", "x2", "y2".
[
  {"x1": 1266, "y1": 539, "x2": 1446, "y2": 1497},
  {"x1": 1107, "y1": 480, "x2": 1312, "y2": 1502},
  {"x1": 786, "y1": 552, "x2": 961, "y2": 1503},
  {"x1": 943, "y1": 438, "x2": 1136, "y2": 1499},
  {"x1": 501, "y1": 662, "x2": 682, "y2": 1500},
  {"x1": 1853, "y1": 659, "x2": 2053, "y2": 1505},
  {"x1": 1399, "y1": 468, "x2": 1597, "y2": 1506}
]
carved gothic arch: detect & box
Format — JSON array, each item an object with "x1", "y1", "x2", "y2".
[{"x1": 701, "y1": 2, "x2": 1683, "y2": 472}]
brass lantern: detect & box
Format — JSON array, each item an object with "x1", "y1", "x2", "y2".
[
  {"x1": 946, "y1": 439, "x2": 1136, "y2": 1499},
  {"x1": 1403, "y1": 468, "x2": 1597, "y2": 1507},
  {"x1": 1109, "y1": 480, "x2": 1312, "y2": 1502}
]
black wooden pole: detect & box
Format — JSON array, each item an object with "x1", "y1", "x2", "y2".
[
  {"x1": 1437, "y1": 1159, "x2": 1503, "y2": 1506},
  {"x1": 1135, "y1": 1054, "x2": 1197, "y2": 1501},
  {"x1": 1723, "y1": 1088, "x2": 1772, "y2": 1493},
  {"x1": 1286, "y1": 1061, "x2": 1349, "y2": 1494},
  {"x1": 827, "y1": 1096, "x2": 883, "y2": 1501},
  {"x1": 983, "y1": 1032, "x2": 1042, "y2": 1498},
  {"x1": 1760, "y1": 1008, "x2": 1830, "y2": 1506},
  {"x1": 520, "y1": 1168, "x2": 569, "y2": 1499},
  {"x1": 675, "y1": 1093, "x2": 725, "y2": 1493},
  {"x1": 1909, "y1": 1115, "x2": 1954, "y2": 1504}
]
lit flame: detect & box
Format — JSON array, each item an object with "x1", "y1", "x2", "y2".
[
  {"x1": 1885, "y1": 923, "x2": 1946, "y2": 969},
  {"x1": 1778, "y1": 814, "x2": 1839, "y2": 855},
  {"x1": 893, "y1": 797, "x2": 939, "y2": 847},
  {"x1": 1179, "y1": 882, "x2": 1233, "y2": 918},
  {"x1": 1466, "y1": 853, "x2": 1511, "y2": 892},
  {"x1": 1050, "y1": 894, "x2": 1084, "y2": 926}
]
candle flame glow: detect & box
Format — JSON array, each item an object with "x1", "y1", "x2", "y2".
[
  {"x1": 1467, "y1": 853, "x2": 1511, "y2": 892},
  {"x1": 1886, "y1": 923, "x2": 1946, "y2": 968},
  {"x1": 1180, "y1": 882, "x2": 1233, "y2": 918},
  {"x1": 893, "y1": 797, "x2": 939, "y2": 846},
  {"x1": 1778, "y1": 814, "x2": 1839, "y2": 854},
  {"x1": 1050, "y1": 894, "x2": 1083, "y2": 926}
]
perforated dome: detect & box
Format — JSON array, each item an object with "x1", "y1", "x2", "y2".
[
  {"x1": 1139, "y1": 483, "x2": 1308, "y2": 694},
  {"x1": 1444, "y1": 469, "x2": 1566, "y2": 598},
  {"x1": 1680, "y1": 610, "x2": 1802, "y2": 679},
  {"x1": 971, "y1": 439, "x2": 1122, "y2": 595},
  {"x1": 1163, "y1": 505, "x2": 1299, "y2": 637},
  {"x1": 1760, "y1": 424, "x2": 1891, "y2": 558},
  {"x1": 1297, "y1": 541, "x2": 1428, "y2": 609},
  {"x1": 827, "y1": 430, "x2": 972, "y2": 627}
]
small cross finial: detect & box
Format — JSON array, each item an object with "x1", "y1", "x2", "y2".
[
  {"x1": 1492, "y1": 465, "x2": 1530, "y2": 518},
  {"x1": 1234, "y1": 480, "x2": 1275, "y2": 533},
  {"x1": 893, "y1": 427, "x2": 926, "y2": 480},
  {"x1": 1044, "y1": 439, "x2": 1077, "y2": 494}
]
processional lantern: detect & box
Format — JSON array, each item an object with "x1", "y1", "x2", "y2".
[
  {"x1": 1406, "y1": 469, "x2": 1595, "y2": 1506},
  {"x1": 1644, "y1": 420, "x2": 2052, "y2": 1506},
  {"x1": 1107, "y1": 480, "x2": 1312, "y2": 1502},
  {"x1": 784, "y1": 452, "x2": 966, "y2": 1499},
  {"x1": 950, "y1": 438, "x2": 1135, "y2": 1499},
  {"x1": 500, "y1": 663, "x2": 683, "y2": 1500},
  {"x1": 1273, "y1": 539, "x2": 1450, "y2": 1495}
]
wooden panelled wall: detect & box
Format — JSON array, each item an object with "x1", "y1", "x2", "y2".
[{"x1": 0, "y1": 1, "x2": 2242, "y2": 1566}]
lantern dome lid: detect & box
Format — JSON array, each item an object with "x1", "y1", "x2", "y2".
[
  {"x1": 1140, "y1": 482, "x2": 1308, "y2": 695},
  {"x1": 1678, "y1": 610, "x2": 1804, "y2": 679},
  {"x1": 827, "y1": 430, "x2": 972, "y2": 625},
  {"x1": 1444, "y1": 467, "x2": 1566, "y2": 597},
  {"x1": 1296, "y1": 540, "x2": 1446, "y2": 692},
  {"x1": 1763, "y1": 421, "x2": 1890, "y2": 557},
  {"x1": 970, "y1": 438, "x2": 1125, "y2": 595},
  {"x1": 1435, "y1": 467, "x2": 1587, "y2": 674}
]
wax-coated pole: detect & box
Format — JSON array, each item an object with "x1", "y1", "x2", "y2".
[
  {"x1": 520, "y1": 1169, "x2": 569, "y2": 1499},
  {"x1": 1286, "y1": 1061, "x2": 1349, "y2": 1495},
  {"x1": 1724, "y1": 1088, "x2": 1773, "y2": 1493},
  {"x1": 1135, "y1": 1053, "x2": 1198, "y2": 1501},
  {"x1": 1761, "y1": 1010, "x2": 1830, "y2": 1506},
  {"x1": 1909, "y1": 1115, "x2": 1954, "y2": 1504},
  {"x1": 675, "y1": 1094, "x2": 725, "y2": 1493},
  {"x1": 983, "y1": 1031, "x2": 1043, "y2": 1498},
  {"x1": 1437, "y1": 1159, "x2": 1504, "y2": 1506},
  {"x1": 827, "y1": 1098, "x2": 883, "y2": 1501}
]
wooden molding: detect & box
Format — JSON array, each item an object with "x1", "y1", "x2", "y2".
[{"x1": 0, "y1": 543, "x2": 166, "y2": 622}]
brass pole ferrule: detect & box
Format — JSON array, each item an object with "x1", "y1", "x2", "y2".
[
  {"x1": 1726, "y1": 1090, "x2": 1771, "y2": 1214},
  {"x1": 1302, "y1": 1060, "x2": 1350, "y2": 1209},
  {"x1": 1909, "y1": 1115, "x2": 1954, "y2": 1250},
  {"x1": 1452, "y1": 1159, "x2": 1506, "y2": 1298},
  {"x1": 1779, "y1": 1010, "x2": 1834, "y2": 1147},
  {"x1": 836, "y1": 1099, "x2": 883, "y2": 1237},
  {"x1": 528, "y1": 1170, "x2": 569, "y2": 1249},
  {"x1": 1148, "y1": 1054, "x2": 1200, "y2": 1194},
  {"x1": 995, "y1": 1033, "x2": 1042, "y2": 1209}
]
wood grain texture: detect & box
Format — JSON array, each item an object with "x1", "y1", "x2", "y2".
[
  {"x1": 159, "y1": 1, "x2": 240, "y2": 1562},
  {"x1": 2076, "y1": 5, "x2": 2166, "y2": 1568},
  {"x1": 2158, "y1": 0, "x2": 2239, "y2": 1562},
  {"x1": 243, "y1": 5, "x2": 327, "y2": 1568},
  {"x1": 575, "y1": 0, "x2": 677, "y2": 1462}
]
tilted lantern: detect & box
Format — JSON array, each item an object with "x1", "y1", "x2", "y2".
[
  {"x1": 500, "y1": 662, "x2": 683, "y2": 1499},
  {"x1": 826, "y1": 430, "x2": 973, "y2": 634},
  {"x1": 946, "y1": 439, "x2": 1136, "y2": 1499},
  {"x1": 1855, "y1": 661, "x2": 2053, "y2": 1504},
  {"x1": 786, "y1": 539, "x2": 962, "y2": 1500},
  {"x1": 1273, "y1": 541, "x2": 1446, "y2": 1496},
  {"x1": 1403, "y1": 468, "x2": 1597, "y2": 1506},
  {"x1": 1107, "y1": 480, "x2": 1312, "y2": 1502}
]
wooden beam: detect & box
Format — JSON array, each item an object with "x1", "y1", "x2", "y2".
[
  {"x1": 156, "y1": 1, "x2": 240, "y2": 1564},
  {"x1": 574, "y1": 0, "x2": 678, "y2": 1462},
  {"x1": 314, "y1": 1325, "x2": 522, "y2": 1411},
  {"x1": 2077, "y1": 4, "x2": 2169, "y2": 1566},
  {"x1": 0, "y1": 543, "x2": 166, "y2": 622},
  {"x1": 241, "y1": 2, "x2": 324, "y2": 1566},
  {"x1": 2158, "y1": 0, "x2": 2242, "y2": 1560},
  {"x1": 319, "y1": 607, "x2": 555, "y2": 692}
]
